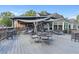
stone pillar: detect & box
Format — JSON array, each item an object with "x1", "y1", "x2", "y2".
[
  {"x1": 76, "y1": 24, "x2": 78, "y2": 30},
  {"x1": 47, "y1": 23, "x2": 50, "y2": 31},
  {"x1": 77, "y1": 24, "x2": 79, "y2": 30},
  {"x1": 57, "y1": 25, "x2": 59, "y2": 31},
  {"x1": 52, "y1": 22, "x2": 54, "y2": 30},
  {"x1": 34, "y1": 22, "x2": 37, "y2": 34},
  {"x1": 71, "y1": 24, "x2": 73, "y2": 29},
  {"x1": 67, "y1": 23, "x2": 69, "y2": 33},
  {"x1": 56, "y1": 22, "x2": 59, "y2": 31},
  {"x1": 67, "y1": 23, "x2": 69, "y2": 30},
  {"x1": 62, "y1": 22, "x2": 64, "y2": 30}
]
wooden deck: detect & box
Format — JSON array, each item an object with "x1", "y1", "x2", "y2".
[{"x1": 0, "y1": 33, "x2": 79, "y2": 54}]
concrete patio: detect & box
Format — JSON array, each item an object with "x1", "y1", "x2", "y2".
[{"x1": 0, "y1": 33, "x2": 79, "y2": 54}]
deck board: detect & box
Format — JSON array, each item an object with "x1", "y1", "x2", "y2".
[{"x1": 0, "y1": 34, "x2": 79, "y2": 54}]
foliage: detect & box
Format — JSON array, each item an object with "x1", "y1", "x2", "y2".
[
  {"x1": 0, "y1": 11, "x2": 14, "y2": 27},
  {"x1": 0, "y1": 11, "x2": 15, "y2": 17},
  {"x1": 40, "y1": 11, "x2": 50, "y2": 16},
  {"x1": 0, "y1": 16, "x2": 12, "y2": 27},
  {"x1": 76, "y1": 15, "x2": 79, "y2": 22},
  {"x1": 21, "y1": 10, "x2": 36, "y2": 16}
]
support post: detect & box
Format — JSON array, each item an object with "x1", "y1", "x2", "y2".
[
  {"x1": 62, "y1": 22, "x2": 64, "y2": 31},
  {"x1": 34, "y1": 22, "x2": 37, "y2": 34},
  {"x1": 12, "y1": 19, "x2": 15, "y2": 28},
  {"x1": 47, "y1": 23, "x2": 49, "y2": 31},
  {"x1": 57, "y1": 25, "x2": 59, "y2": 31},
  {"x1": 52, "y1": 22, "x2": 54, "y2": 30}
]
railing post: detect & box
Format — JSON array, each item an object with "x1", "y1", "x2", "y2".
[{"x1": 12, "y1": 19, "x2": 15, "y2": 28}]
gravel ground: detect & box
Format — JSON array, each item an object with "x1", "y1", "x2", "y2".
[{"x1": 0, "y1": 33, "x2": 79, "y2": 54}]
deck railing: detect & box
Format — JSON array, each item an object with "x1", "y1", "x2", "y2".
[{"x1": 0, "y1": 27, "x2": 17, "y2": 40}]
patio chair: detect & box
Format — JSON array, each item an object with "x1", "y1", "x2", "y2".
[
  {"x1": 31, "y1": 34, "x2": 42, "y2": 43},
  {"x1": 31, "y1": 34, "x2": 38, "y2": 39}
]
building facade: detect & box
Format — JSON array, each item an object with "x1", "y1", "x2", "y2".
[{"x1": 11, "y1": 14, "x2": 79, "y2": 33}]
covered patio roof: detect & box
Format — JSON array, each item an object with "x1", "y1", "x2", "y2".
[
  {"x1": 10, "y1": 16, "x2": 65, "y2": 24},
  {"x1": 18, "y1": 19, "x2": 47, "y2": 22},
  {"x1": 11, "y1": 16, "x2": 47, "y2": 20},
  {"x1": 10, "y1": 16, "x2": 56, "y2": 20}
]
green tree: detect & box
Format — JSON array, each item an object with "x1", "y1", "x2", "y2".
[
  {"x1": 77, "y1": 15, "x2": 79, "y2": 22},
  {"x1": 0, "y1": 11, "x2": 14, "y2": 27},
  {"x1": 40, "y1": 11, "x2": 50, "y2": 16},
  {"x1": 0, "y1": 16, "x2": 12, "y2": 27},
  {"x1": 0, "y1": 11, "x2": 14, "y2": 17},
  {"x1": 21, "y1": 10, "x2": 36, "y2": 16}
]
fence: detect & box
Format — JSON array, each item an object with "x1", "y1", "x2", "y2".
[
  {"x1": 71, "y1": 30, "x2": 79, "y2": 42},
  {"x1": 0, "y1": 27, "x2": 17, "y2": 40}
]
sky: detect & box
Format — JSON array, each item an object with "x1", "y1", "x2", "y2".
[{"x1": 0, "y1": 5, "x2": 79, "y2": 19}]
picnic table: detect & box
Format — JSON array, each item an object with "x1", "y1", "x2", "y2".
[
  {"x1": 31, "y1": 32, "x2": 52, "y2": 43},
  {"x1": 41, "y1": 36, "x2": 52, "y2": 40}
]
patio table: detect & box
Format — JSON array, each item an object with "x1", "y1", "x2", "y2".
[
  {"x1": 40, "y1": 36, "x2": 49, "y2": 40},
  {"x1": 32, "y1": 35, "x2": 39, "y2": 39}
]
